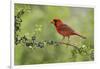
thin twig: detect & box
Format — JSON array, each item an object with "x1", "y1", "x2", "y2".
[{"x1": 56, "y1": 42, "x2": 80, "y2": 51}]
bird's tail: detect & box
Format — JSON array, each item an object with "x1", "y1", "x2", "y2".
[{"x1": 74, "y1": 33, "x2": 86, "y2": 39}]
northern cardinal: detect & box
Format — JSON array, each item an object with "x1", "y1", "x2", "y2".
[{"x1": 51, "y1": 18, "x2": 86, "y2": 41}]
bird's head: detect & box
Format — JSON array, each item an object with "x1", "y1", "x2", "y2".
[
  {"x1": 51, "y1": 18, "x2": 62, "y2": 24},
  {"x1": 51, "y1": 18, "x2": 63, "y2": 25}
]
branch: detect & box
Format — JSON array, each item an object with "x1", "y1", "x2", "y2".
[{"x1": 56, "y1": 42, "x2": 80, "y2": 51}]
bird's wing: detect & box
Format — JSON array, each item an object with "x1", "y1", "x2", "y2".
[{"x1": 58, "y1": 24, "x2": 75, "y2": 33}]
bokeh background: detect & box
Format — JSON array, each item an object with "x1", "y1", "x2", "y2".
[{"x1": 14, "y1": 3, "x2": 94, "y2": 65}]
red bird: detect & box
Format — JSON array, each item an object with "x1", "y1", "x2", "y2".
[{"x1": 51, "y1": 18, "x2": 86, "y2": 41}]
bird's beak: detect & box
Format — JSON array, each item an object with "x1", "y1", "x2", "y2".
[{"x1": 51, "y1": 20, "x2": 54, "y2": 24}]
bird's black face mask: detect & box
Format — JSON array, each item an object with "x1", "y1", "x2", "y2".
[{"x1": 53, "y1": 19, "x2": 58, "y2": 23}]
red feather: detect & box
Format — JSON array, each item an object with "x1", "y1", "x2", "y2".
[{"x1": 51, "y1": 18, "x2": 86, "y2": 39}]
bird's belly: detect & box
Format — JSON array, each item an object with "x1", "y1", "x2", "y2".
[{"x1": 57, "y1": 30, "x2": 73, "y2": 36}]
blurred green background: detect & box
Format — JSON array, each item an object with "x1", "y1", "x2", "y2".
[{"x1": 14, "y1": 3, "x2": 94, "y2": 65}]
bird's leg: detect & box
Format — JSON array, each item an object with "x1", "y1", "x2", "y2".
[
  {"x1": 60, "y1": 36, "x2": 65, "y2": 42},
  {"x1": 65, "y1": 36, "x2": 70, "y2": 48},
  {"x1": 67, "y1": 36, "x2": 70, "y2": 43},
  {"x1": 62, "y1": 36, "x2": 65, "y2": 41}
]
